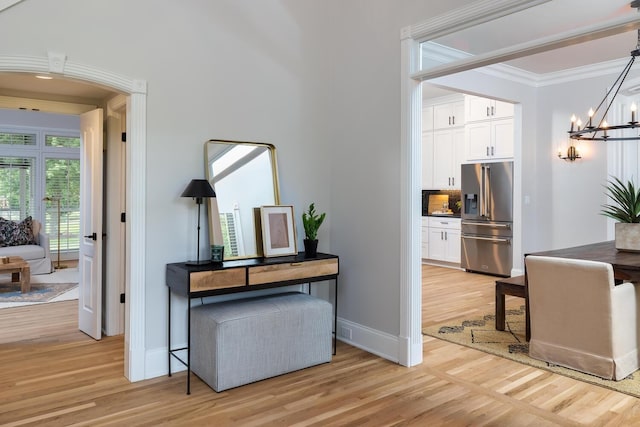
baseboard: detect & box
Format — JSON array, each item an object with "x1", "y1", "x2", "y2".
[{"x1": 336, "y1": 318, "x2": 400, "y2": 364}]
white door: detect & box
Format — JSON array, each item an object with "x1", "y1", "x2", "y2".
[{"x1": 78, "y1": 108, "x2": 104, "y2": 340}]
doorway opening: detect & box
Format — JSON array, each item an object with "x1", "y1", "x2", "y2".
[{"x1": 0, "y1": 54, "x2": 147, "y2": 382}]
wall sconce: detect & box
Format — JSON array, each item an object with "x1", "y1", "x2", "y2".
[{"x1": 558, "y1": 144, "x2": 581, "y2": 162}]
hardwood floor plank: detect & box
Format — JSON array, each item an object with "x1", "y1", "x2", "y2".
[{"x1": 2, "y1": 266, "x2": 640, "y2": 425}]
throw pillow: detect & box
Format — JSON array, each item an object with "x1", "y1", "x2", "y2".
[{"x1": 0, "y1": 216, "x2": 36, "y2": 247}]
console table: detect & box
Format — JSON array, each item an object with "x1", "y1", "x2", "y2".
[{"x1": 166, "y1": 252, "x2": 339, "y2": 394}]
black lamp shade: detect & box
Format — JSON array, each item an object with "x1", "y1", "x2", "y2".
[{"x1": 181, "y1": 179, "x2": 216, "y2": 199}]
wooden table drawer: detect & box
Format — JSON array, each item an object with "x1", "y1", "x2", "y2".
[
  {"x1": 248, "y1": 258, "x2": 338, "y2": 285},
  {"x1": 190, "y1": 268, "x2": 246, "y2": 292}
]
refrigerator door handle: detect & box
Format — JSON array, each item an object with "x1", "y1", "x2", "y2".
[
  {"x1": 479, "y1": 166, "x2": 485, "y2": 217},
  {"x1": 484, "y1": 166, "x2": 491, "y2": 219},
  {"x1": 462, "y1": 235, "x2": 511, "y2": 244},
  {"x1": 462, "y1": 221, "x2": 511, "y2": 229}
]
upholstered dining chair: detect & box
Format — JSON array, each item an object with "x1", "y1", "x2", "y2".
[{"x1": 525, "y1": 255, "x2": 640, "y2": 381}]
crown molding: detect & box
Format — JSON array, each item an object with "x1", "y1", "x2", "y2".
[
  {"x1": 420, "y1": 35, "x2": 635, "y2": 89},
  {"x1": 406, "y1": 0, "x2": 551, "y2": 41},
  {"x1": 414, "y1": 13, "x2": 640, "y2": 82},
  {"x1": 0, "y1": 0, "x2": 23, "y2": 13}
]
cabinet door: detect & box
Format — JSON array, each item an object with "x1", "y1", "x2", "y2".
[
  {"x1": 422, "y1": 131, "x2": 434, "y2": 189},
  {"x1": 465, "y1": 96, "x2": 491, "y2": 122},
  {"x1": 492, "y1": 100, "x2": 514, "y2": 120},
  {"x1": 451, "y1": 101, "x2": 465, "y2": 127},
  {"x1": 444, "y1": 229, "x2": 461, "y2": 263},
  {"x1": 422, "y1": 106, "x2": 433, "y2": 131},
  {"x1": 451, "y1": 128, "x2": 465, "y2": 189},
  {"x1": 428, "y1": 228, "x2": 446, "y2": 261},
  {"x1": 433, "y1": 130, "x2": 454, "y2": 188},
  {"x1": 433, "y1": 101, "x2": 464, "y2": 129},
  {"x1": 465, "y1": 122, "x2": 491, "y2": 161},
  {"x1": 491, "y1": 119, "x2": 514, "y2": 159},
  {"x1": 433, "y1": 104, "x2": 453, "y2": 129}
]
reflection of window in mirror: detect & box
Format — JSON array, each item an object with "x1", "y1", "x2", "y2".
[{"x1": 206, "y1": 140, "x2": 279, "y2": 260}]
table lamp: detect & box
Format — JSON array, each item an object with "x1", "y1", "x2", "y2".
[{"x1": 181, "y1": 179, "x2": 216, "y2": 266}]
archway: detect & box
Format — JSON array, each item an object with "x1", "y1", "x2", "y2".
[{"x1": 0, "y1": 53, "x2": 147, "y2": 381}]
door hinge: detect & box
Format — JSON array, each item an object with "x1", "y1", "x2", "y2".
[
  {"x1": 121, "y1": 132, "x2": 126, "y2": 142},
  {"x1": 120, "y1": 212, "x2": 126, "y2": 223},
  {"x1": 120, "y1": 293, "x2": 125, "y2": 303}
]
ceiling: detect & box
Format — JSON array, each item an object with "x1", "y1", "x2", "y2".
[
  {"x1": 424, "y1": 0, "x2": 640, "y2": 98},
  {"x1": 0, "y1": 1, "x2": 639, "y2": 108},
  {"x1": 0, "y1": 73, "x2": 115, "y2": 107}
]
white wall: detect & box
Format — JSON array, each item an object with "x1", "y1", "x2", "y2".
[{"x1": 4, "y1": 0, "x2": 613, "y2": 375}]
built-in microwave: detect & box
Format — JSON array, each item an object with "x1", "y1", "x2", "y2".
[{"x1": 422, "y1": 190, "x2": 461, "y2": 216}]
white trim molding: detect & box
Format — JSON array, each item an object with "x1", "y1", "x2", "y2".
[
  {"x1": 408, "y1": 0, "x2": 551, "y2": 42},
  {"x1": 400, "y1": 0, "x2": 611, "y2": 372},
  {"x1": 0, "y1": 0, "x2": 23, "y2": 13},
  {"x1": 0, "y1": 54, "x2": 148, "y2": 383}
]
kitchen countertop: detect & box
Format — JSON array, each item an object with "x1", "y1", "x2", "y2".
[{"x1": 424, "y1": 213, "x2": 461, "y2": 218}]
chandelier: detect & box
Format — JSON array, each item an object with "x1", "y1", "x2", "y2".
[{"x1": 569, "y1": 18, "x2": 640, "y2": 142}]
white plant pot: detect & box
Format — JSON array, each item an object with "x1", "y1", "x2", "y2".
[{"x1": 615, "y1": 222, "x2": 640, "y2": 252}]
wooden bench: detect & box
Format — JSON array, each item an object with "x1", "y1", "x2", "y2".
[{"x1": 495, "y1": 275, "x2": 525, "y2": 331}]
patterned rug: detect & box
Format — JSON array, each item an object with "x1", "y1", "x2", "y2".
[
  {"x1": 0, "y1": 283, "x2": 77, "y2": 303},
  {"x1": 423, "y1": 305, "x2": 640, "y2": 398}
]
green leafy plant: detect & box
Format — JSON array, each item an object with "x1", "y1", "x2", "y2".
[
  {"x1": 601, "y1": 177, "x2": 640, "y2": 223},
  {"x1": 302, "y1": 203, "x2": 326, "y2": 240}
]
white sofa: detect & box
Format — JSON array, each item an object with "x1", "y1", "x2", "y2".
[{"x1": 0, "y1": 218, "x2": 53, "y2": 275}]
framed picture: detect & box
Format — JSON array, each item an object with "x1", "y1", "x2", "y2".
[{"x1": 259, "y1": 205, "x2": 297, "y2": 257}]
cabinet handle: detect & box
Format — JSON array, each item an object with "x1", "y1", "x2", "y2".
[
  {"x1": 491, "y1": 106, "x2": 495, "y2": 116},
  {"x1": 445, "y1": 231, "x2": 448, "y2": 241},
  {"x1": 491, "y1": 146, "x2": 494, "y2": 156},
  {"x1": 441, "y1": 231, "x2": 444, "y2": 240},
  {"x1": 486, "y1": 146, "x2": 489, "y2": 156},
  {"x1": 448, "y1": 177, "x2": 451, "y2": 186},
  {"x1": 486, "y1": 107, "x2": 490, "y2": 117},
  {"x1": 451, "y1": 177, "x2": 455, "y2": 186},
  {"x1": 452, "y1": 116, "x2": 455, "y2": 126},
  {"x1": 448, "y1": 116, "x2": 451, "y2": 125}
]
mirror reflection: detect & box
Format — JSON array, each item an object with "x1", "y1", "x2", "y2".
[{"x1": 205, "y1": 140, "x2": 280, "y2": 260}]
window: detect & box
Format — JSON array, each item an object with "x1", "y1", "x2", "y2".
[
  {"x1": 0, "y1": 156, "x2": 34, "y2": 220},
  {"x1": 44, "y1": 158, "x2": 80, "y2": 252},
  {"x1": 0, "y1": 126, "x2": 80, "y2": 256}
]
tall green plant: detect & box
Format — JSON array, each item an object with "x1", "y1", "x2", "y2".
[
  {"x1": 302, "y1": 203, "x2": 326, "y2": 240},
  {"x1": 601, "y1": 177, "x2": 640, "y2": 223}
]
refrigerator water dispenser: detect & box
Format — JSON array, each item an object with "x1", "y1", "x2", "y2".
[{"x1": 464, "y1": 193, "x2": 478, "y2": 215}]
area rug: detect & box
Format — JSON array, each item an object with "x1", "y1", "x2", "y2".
[
  {"x1": 423, "y1": 305, "x2": 640, "y2": 398},
  {"x1": 0, "y1": 283, "x2": 77, "y2": 303}
]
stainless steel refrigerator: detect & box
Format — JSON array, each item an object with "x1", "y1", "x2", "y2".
[{"x1": 460, "y1": 161, "x2": 513, "y2": 277}]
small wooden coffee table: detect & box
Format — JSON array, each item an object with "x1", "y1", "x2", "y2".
[{"x1": 0, "y1": 256, "x2": 31, "y2": 293}]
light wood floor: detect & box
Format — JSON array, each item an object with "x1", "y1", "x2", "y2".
[{"x1": 2, "y1": 266, "x2": 640, "y2": 426}]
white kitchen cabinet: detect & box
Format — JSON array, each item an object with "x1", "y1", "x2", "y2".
[
  {"x1": 433, "y1": 127, "x2": 464, "y2": 189},
  {"x1": 433, "y1": 101, "x2": 465, "y2": 130},
  {"x1": 465, "y1": 95, "x2": 514, "y2": 122},
  {"x1": 422, "y1": 131, "x2": 434, "y2": 189},
  {"x1": 427, "y1": 217, "x2": 461, "y2": 263},
  {"x1": 422, "y1": 106, "x2": 433, "y2": 132},
  {"x1": 421, "y1": 217, "x2": 429, "y2": 259},
  {"x1": 466, "y1": 118, "x2": 514, "y2": 161}
]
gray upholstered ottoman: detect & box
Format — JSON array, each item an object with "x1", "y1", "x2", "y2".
[{"x1": 190, "y1": 291, "x2": 332, "y2": 392}]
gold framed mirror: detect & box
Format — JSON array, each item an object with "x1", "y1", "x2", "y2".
[{"x1": 205, "y1": 139, "x2": 280, "y2": 260}]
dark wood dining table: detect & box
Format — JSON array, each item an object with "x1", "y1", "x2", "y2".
[{"x1": 524, "y1": 240, "x2": 640, "y2": 341}]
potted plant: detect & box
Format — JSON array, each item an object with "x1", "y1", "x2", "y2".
[
  {"x1": 601, "y1": 177, "x2": 640, "y2": 251},
  {"x1": 302, "y1": 203, "x2": 326, "y2": 258}
]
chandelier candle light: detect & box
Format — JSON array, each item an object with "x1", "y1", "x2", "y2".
[{"x1": 568, "y1": 9, "x2": 640, "y2": 142}]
